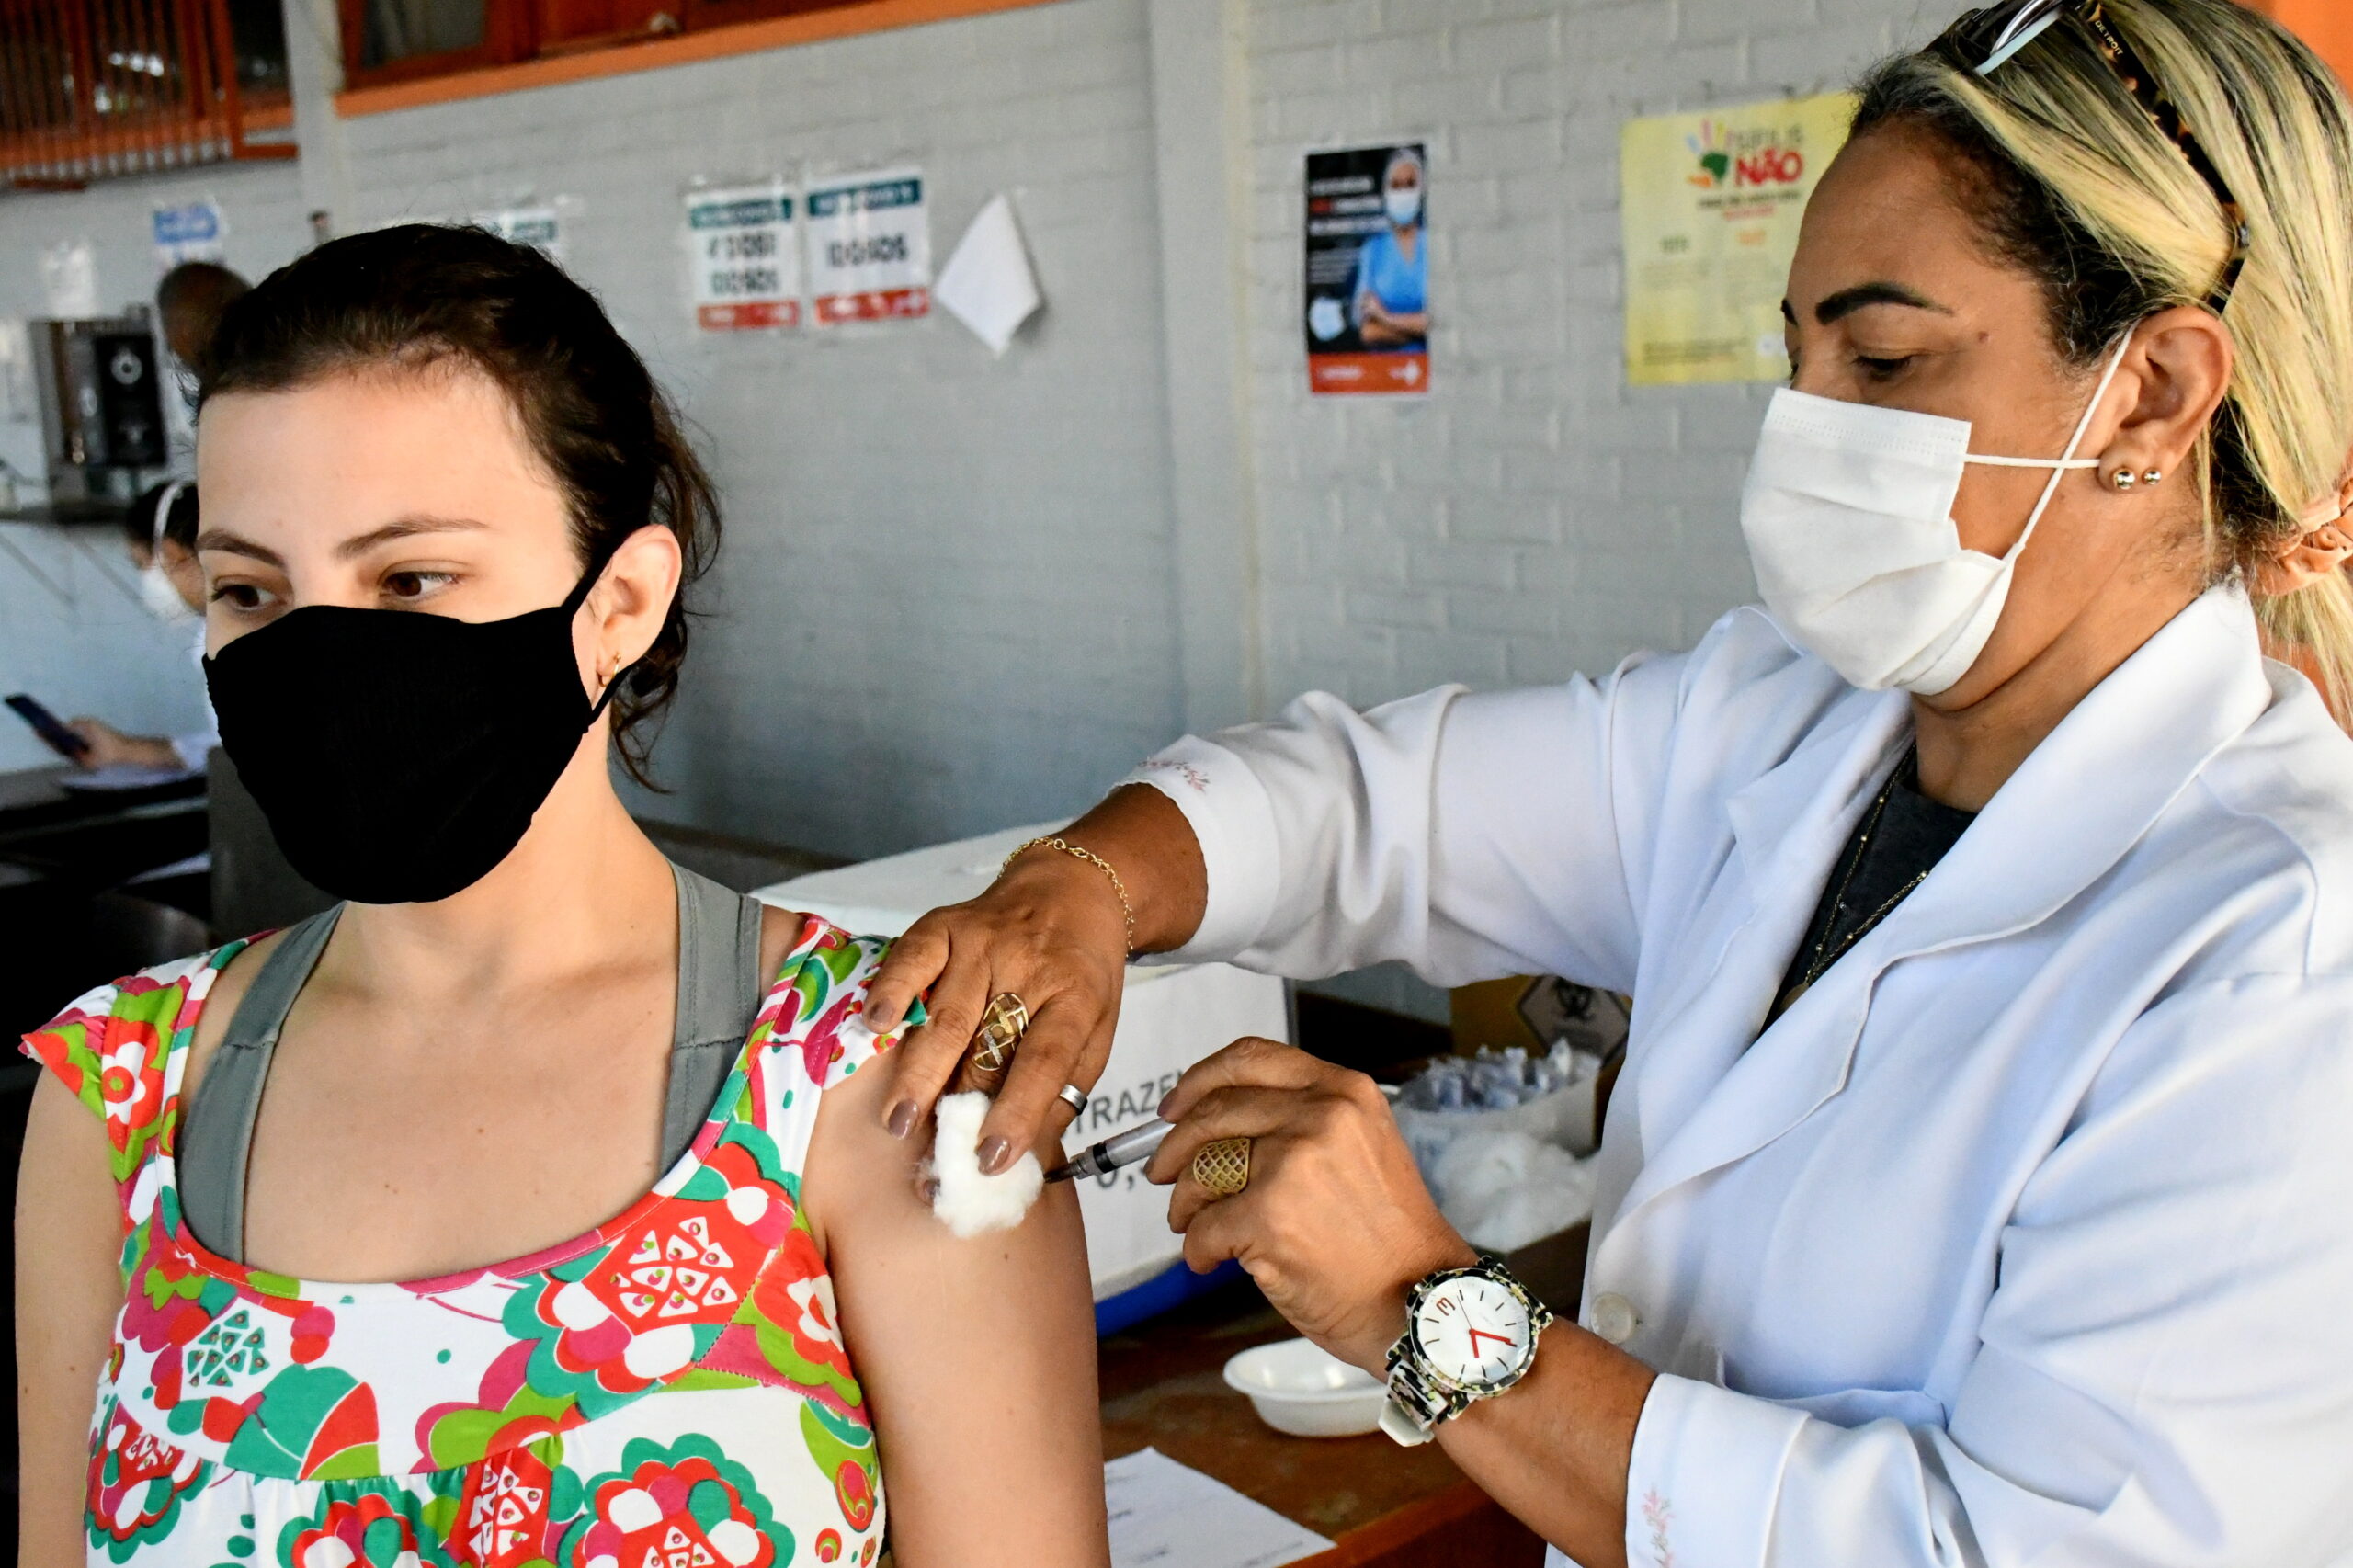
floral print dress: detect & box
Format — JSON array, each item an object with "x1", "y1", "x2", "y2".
[{"x1": 20, "y1": 911, "x2": 913, "y2": 1568}]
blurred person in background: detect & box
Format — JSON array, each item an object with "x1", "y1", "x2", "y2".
[
  {"x1": 155, "y1": 260, "x2": 249, "y2": 385},
  {"x1": 52, "y1": 265, "x2": 252, "y2": 774},
  {"x1": 60, "y1": 479, "x2": 216, "y2": 774}
]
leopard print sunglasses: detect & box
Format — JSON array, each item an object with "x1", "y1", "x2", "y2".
[{"x1": 1931, "y1": 0, "x2": 2252, "y2": 311}]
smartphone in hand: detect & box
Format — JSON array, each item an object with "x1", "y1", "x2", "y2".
[{"x1": 6, "y1": 693, "x2": 91, "y2": 760}]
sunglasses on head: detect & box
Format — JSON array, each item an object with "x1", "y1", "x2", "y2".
[{"x1": 1930, "y1": 0, "x2": 2251, "y2": 311}]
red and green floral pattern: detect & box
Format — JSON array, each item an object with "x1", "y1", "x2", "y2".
[
  {"x1": 21, "y1": 915, "x2": 911, "y2": 1566},
  {"x1": 563, "y1": 1435, "x2": 786, "y2": 1568}
]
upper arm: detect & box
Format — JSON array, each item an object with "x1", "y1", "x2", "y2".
[
  {"x1": 1425, "y1": 663, "x2": 1683, "y2": 994},
  {"x1": 805, "y1": 1055, "x2": 1106, "y2": 1568},
  {"x1": 17, "y1": 1073, "x2": 127, "y2": 1565},
  {"x1": 1139, "y1": 653, "x2": 1688, "y2": 991}
]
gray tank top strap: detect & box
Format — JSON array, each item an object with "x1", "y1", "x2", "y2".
[
  {"x1": 663, "y1": 861, "x2": 769, "y2": 1169},
  {"x1": 178, "y1": 865, "x2": 768, "y2": 1264},
  {"x1": 177, "y1": 905, "x2": 344, "y2": 1261}
]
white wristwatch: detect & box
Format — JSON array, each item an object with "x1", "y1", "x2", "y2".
[{"x1": 1379, "y1": 1256, "x2": 1554, "y2": 1447}]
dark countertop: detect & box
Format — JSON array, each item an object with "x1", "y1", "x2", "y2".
[
  {"x1": 0, "y1": 498, "x2": 132, "y2": 527},
  {"x1": 0, "y1": 763, "x2": 204, "y2": 829}
]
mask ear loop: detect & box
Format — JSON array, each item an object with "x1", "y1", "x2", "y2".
[
  {"x1": 1961, "y1": 335, "x2": 2137, "y2": 565},
  {"x1": 562, "y1": 546, "x2": 642, "y2": 725},
  {"x1": 150, "y1": 478, "x2": 191, "y2": 555}
]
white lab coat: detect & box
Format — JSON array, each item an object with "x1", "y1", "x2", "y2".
[{"x1": 1124, "y1": 587, "x2": 2353, "y2": 1567}]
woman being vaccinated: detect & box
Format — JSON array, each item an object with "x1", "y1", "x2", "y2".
[
  {"x1": 15, "y1": 227, "x2": 1106, "y2": 1568},
  {"x1": 867, "y1": 2, "x2": 2353, "y2": 1562}
]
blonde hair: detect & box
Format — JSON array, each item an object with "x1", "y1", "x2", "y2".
[{"x1": 1856, "y1": 0, "x2": 2353, "y2": 713}]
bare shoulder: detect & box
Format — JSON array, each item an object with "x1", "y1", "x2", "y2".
[
  {"x1": 799, "y1": 1038, "x2": 915, "y2": 1252},
  {"x1": 757, "y1": 900, "x2": 802, "y2": 981}
]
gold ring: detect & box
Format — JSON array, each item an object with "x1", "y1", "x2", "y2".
[
  {"x1": 1190, "y1": 1137, "x2": 1252, "y2": 1198},
  {"x1": 969, "y1": 992, "x2": 1029, "y2": 1074}
]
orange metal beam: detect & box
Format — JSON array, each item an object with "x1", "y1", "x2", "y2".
[{"x1": 337, "y1": 0, "x2": 1062, "y2": 117}]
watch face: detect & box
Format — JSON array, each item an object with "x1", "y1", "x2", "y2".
[{"x1": 1412, "y1": 1273, "x2": 1534, "y2": 1388}]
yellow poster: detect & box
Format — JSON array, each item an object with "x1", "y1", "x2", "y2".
[{"x1": 1620, "y1": 93, "x2": 1856, "y2": 386}]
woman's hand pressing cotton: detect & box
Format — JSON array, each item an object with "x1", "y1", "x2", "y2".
[{"x1": 925, "y1": 1092, "x2": 1045, "y2": 1237}]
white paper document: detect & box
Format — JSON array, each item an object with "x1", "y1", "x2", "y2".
[
  {"x1": 1105, "y1": 1447, "x2": 1332, "y2": 1568},
  {"x1": 56, "y1": 764, "x2": 203, "y2": 792},
  {"x1": 936, "y1": 193, "x2": 1042, "y2": 356}
]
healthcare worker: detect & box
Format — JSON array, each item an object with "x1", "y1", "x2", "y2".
[
  {"x1": 59, "y1": 265, "x2": 250, "y2": 771},
  {"x1": 1353, "y1": 147, "x2": 1428, "y2": 349},
  {"x1": 865, "y1": 1, "x2": 2353, "y2": 1563},
  {"x1": 63, "y1": 479, "x2": 219, "y2": 772}
]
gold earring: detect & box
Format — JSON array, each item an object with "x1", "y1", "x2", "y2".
[{"x1": 2110, "y1": 468, "x2": 2140, "y2": 492}]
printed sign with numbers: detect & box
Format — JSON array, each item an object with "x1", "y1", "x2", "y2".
[
  {"x1": 686, "y1": 184, "x2": 800, "y2": 331},
  {"x1": 805, "y1": 168, "x2": 930, "y2": 325},
  {"x1": 473, "y1": 206, "x2": 562, "y2": 256}
]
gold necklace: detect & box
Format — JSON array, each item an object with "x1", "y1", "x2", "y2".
[{"x1": 1770, "y1": 748, "x2": 1924, "y2": 1021}]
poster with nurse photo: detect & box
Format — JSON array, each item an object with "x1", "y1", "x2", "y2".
[{"x1": 1304, "y1": 142, "x2": 1429, "y2": 397}]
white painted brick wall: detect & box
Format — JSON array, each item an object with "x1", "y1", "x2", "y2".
[
  {"x1": 1244, "y1": 0, "x2": 1944, "y2": 714},
  {"x1": 336, "y1": 0, "x2": 1184, "y2": 860}
]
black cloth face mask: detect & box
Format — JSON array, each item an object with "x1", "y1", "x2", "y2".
[{"x1": 204, "y1": 562, "x2": 626, "y2": 905}]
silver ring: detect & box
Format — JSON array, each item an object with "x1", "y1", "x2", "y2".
[{"x1": 1057, "y1": 1083, "x2": 1086, "y2": 1114}]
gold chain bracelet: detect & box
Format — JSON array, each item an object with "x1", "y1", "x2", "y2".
[{"x1": 1003, "y1": 835, "x2": 1136, "y2": 956}]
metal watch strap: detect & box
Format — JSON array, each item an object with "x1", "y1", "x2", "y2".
[
  {"x1": 1379, "y1": 1348, "x2": 1451, "y2": 1446},
  {"x1": 1379, "y1": 1256, "x2": 1555, "y2": 1448}
]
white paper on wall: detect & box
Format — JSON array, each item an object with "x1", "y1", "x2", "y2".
[
  {"x1": 153, "y1": 199, "x2": 227, "y2": 269},
  {"x1": 472, "y1": 205, "x2": 563, "y2": 256},
  {"x1": 804, "y1": 168, "x2": 930, "y2": 325},
  {"x1": 40, "y1": 240, "x2": 101, "y2": 318},
  {"x1": 0, "y1": 320, "x2": 36, "y2": 424},
  {"x1": 684, "y1": 181, "x2": 801, "y2": 331},
  {"x1": 936, "y1": 193, "x2": 1042, "y2": 356}
]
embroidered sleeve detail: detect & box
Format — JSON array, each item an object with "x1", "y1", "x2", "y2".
[
  {"x1": 1134, "y1": 756, "x2": 1212, "y2": 793},
  {"x1": 1640, "y1": 1490, "x2": 1676, "y2": 1568}
]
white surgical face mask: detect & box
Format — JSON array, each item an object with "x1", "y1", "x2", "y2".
[
  {"x1": 1385, "y1": 187, "x2": 1423, "y2": 227},
  {"x1": 1739, "y1": 338, "x2": 2132, "y2": 696},
  {"x1": 140, "y1": 560, "x2": 196, "y2": 621},
  {"x1": 140, "y1": 479, "x2": 197, "y2": 623}
]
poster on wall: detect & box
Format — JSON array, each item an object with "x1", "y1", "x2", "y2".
[
  {"x1": 805, "y1": 168, "x2": 930, "y2": 324},
  {"x1": 152, "y1": 200, "x2": 226, "y2": 269},
  {"x1": 1303, "y1": 142, "x2": 1429, "y2": 397},
  {"x1": 685, "y1": 182, "x2": 801, "y2": 331},
  {"x1": 472, "y1": 205, "x2": 563, "y2": 256},
  {"x1": 1619, "y1": 94, "x2": 1854, "y2": 386}
]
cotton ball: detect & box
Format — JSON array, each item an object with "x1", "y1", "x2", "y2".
[
  {"x1": 1432, "y1": 1130, "x2": 1597, "y2": 1255},
  {"x1": 925, "y1": 1091, "x2": 1044, "y2": 1238}
]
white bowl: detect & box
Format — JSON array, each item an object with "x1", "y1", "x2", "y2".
[{"x1": 1222, "y1": 1337, "x2": 1388, "y2": 1437}]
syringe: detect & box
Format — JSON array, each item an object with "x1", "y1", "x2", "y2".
[{"x1": 1046, "y1": 1119, "x2": 1174, "y2": 1184}]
